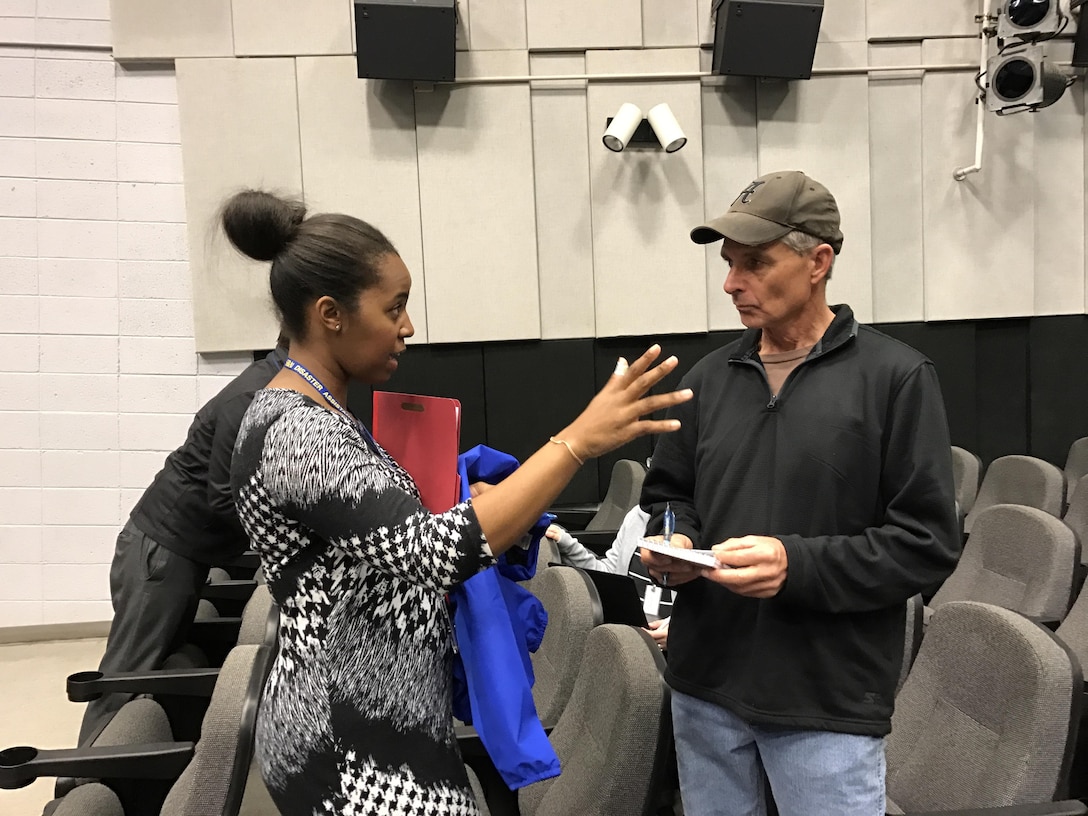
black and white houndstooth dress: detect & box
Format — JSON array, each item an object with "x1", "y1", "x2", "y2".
[{"x1": 231, "y1": 389, "x2": 495, "y2": 816}]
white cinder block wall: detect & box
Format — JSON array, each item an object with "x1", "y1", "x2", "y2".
[{"x1": 0, "y1": 1, "x2": 246, "y2": 628}]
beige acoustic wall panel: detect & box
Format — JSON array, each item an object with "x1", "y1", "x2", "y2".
[
  {"x1": 819, "y1": 0, "x2": 865, "y2": 43},
  {"x1": 530, "y1": 53, "x2": 595, "y2": 340},
  {"x1": 415, "y1": 51, "x2": 540, "y2": 343},
  {"x1": 111, "y1": 0, "x2": 233, "y2": 59},
  {"x1": 177, "y1": 58, "x2": 303, "y2": 352},
  {"x1": 296, "y1": 56, "x2": 429, "y2": 343},
  {"x1": 1033, "y1": 40, "x2": 1084, "y2": 316},
  {"x1": 468, "y1": 0, "x2": 526, "y2": 50},
  {"x1": 642, "y1": 0, "x2": 698, "y2": 47},
  {"x1": 701, "y1": 77, "x2": 758, "y2": 331},
  {"x1": 922, "y1": 38, "x2": 1035, "y2": 320},
  {"x1": 233, "y1": 0, "x2": 353, "y2": 56},
  {"x1": 526, "y1": 0, "x2": 642, "y2": 49},
  {"x1": 756, "y1": 42, "x2": 874, "y2": 323},
  {"x1": 867, "y1": 0, "x2": 978, "y2": 40},
  {"x1": 587, "y1": 48, "x2": 707, "y2": 337},
  {"x1": 868, "y1": 43, "x2": 925, "y2": 323}
]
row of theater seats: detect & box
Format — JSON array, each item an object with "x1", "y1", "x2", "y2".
[
  {"x1": 0, "y1": 545, "x2": 670, "y2": 815},
  {"x1": 0, "y1": 577, "x2": 282, "y2": 815},
  {"x1": 527, "y1": 553, "x2": 1088, "y2": 814},
  {"x1": 954, "y1": 438, "x2": 1088, "y2": 538}
]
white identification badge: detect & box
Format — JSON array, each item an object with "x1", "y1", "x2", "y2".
[{"x1": 643, "y1": 584, "x2": 662, "y2": 617}]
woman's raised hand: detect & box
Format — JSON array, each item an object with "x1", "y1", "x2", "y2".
[{"x1": 558, "y1": 344, "x2": 693, "y2": 461}]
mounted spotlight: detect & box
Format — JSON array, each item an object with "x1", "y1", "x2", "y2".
[
  {"x1": 986, "y1": 45, "x2": 1072, "y2": 113},
  {"x1": 602, "y1": 103, "x2": 643, "y2": 152},
  {"x1": 997, "y1": 0, "x2": 1067, "y2": 41},
  {"x1": 647, "y1": 103, "x2": 687, "y2": 153}
]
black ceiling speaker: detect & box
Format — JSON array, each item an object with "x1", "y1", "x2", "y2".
[
  {"x1": 354, "y1": 0, "x2": 457, "y2": 82},
  {"x1": 711, "y1": 0, "x2": 824, "y2": 80}
]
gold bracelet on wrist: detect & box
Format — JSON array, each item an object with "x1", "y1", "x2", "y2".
[{"x1": 548, "y1": 436, "x2": 585, "y2": 466}]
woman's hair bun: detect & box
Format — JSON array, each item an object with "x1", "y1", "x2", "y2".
[{"x1": 221, "y1": 189, "x2": 307, "y2": 262}]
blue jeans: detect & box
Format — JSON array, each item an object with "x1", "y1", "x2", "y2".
[{"x1": 672, "y1": 690, "x2": 885, "y2": 816}]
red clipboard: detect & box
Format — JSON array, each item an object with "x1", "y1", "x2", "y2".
[{"x1": 372, "y1": 391, "x2": 461, "y2": 513}]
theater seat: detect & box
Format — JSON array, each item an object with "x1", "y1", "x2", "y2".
[
  {"x1": 929, "y1": 504, "x2": 1077, "y2": 626},
  {"x1": 518, "y1": 624, "x2": 671, "y2": 816},
  {"x1": 887, "y1": 602, "x2": 1084, "y2": 815},
  {"x1": 965, "y1": 455, "x2": 1065, "y2": 535}
]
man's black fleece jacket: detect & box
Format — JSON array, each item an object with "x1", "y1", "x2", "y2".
[{"x1": 642, "y1": 304, "x2": 961, "y2": 736}]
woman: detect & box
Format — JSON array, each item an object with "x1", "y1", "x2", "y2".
[{"x1": 223, "y1": 190, "x2": 691, "y2": 816}]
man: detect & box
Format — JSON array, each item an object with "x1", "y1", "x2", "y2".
[
  {"x1": 78, "y1": 342, "x2": 286, "y2": 744},
  {"x1": 640, "y1": 171, "x2": 960, "y2": 815}
]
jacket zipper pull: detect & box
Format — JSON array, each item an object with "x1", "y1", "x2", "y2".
[{"x1": 767, "y1": 394, "x2": 779, "y2": 410}]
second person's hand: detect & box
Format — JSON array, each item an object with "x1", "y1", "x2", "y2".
[{"x1": 640, "y1": 533, "x2": 703, "y2": 587}]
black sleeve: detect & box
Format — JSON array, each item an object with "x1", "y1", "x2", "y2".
[{"x1": 205, "y1": 391, "x2": 257, "y2": 536}]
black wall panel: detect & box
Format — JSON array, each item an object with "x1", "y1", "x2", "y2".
[
  {"x1": 1030, "y1": 315, "x2": 1088, "y2": 467},
  {"x1": 482, "y1": 339, "x2": 598, "y2": 505},
  {"x1": 974, "y1": 319, "x2": 1030, "y2": 465},
  {"x1": 267, "y1": 313, "x2": 1088, "y2": 505}
]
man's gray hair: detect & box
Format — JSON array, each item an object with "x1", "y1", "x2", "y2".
[{"x1": 781, "y1": 230, "x2": 834, "y2": 279}]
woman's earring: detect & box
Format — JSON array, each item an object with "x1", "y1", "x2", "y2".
[{"x1": 335, "y1": 324, "x2": 342, "y2": 331}]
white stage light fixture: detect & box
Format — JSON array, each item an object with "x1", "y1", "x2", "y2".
[
  {"x1": 986, "y1": 45, "x2": 1071, "y2": 113},
  {"x1": 602, "y1": 103, "x2": 643, "y2": 152},
  {"x1": 647, "y1": 103, "x2": 687, "y2": 153},
  {"x1": 997, "y1": 0, "x2": 1066, "y2": 41}
]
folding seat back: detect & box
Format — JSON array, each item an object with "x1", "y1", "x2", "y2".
[
  {"x1": 965, "y1": 455, "x2": 1064, "y2": 535},
  {"x1": 518, "y1": 624, "x2": 670, "y2": 816},
  {"x1": 933, "y1": 504, "x2": 1078, "y2": 621},
  {"x1": 887, "y1": 601, "x2": 1082, "y2": 812}
]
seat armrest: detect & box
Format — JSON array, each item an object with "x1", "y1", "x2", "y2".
[
  {"x1": 898, "y1": 802, "x2": 1088, "y2": 815},
  {"x1": 564, "y1": 529, "x2": 619, "y2": 557},
  {"x1": 200, "y1": 579, "x2": 258, "y2": 602},
  {"x1": 548, "y1": 506, "x2": 600, "y2": 530},
  {"x1": 66, "y1": 667, "x2": 220, "y2": 702},
  {"x1": 0, "y1": 742, "x2": 193, "y2": 790},
  {"x1": 216, "y1": 551, "x2": 261, "y2": 578},
  {"x1": 454, "y1": 722, "x2": 555, "y2": 759}
]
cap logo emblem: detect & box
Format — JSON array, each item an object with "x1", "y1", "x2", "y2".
[{"x1": 734, "y1": 180, "x2": 765, "y2": 205}]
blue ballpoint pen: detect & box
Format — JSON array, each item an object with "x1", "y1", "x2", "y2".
[{"x1": 661, "y1": 503, "x2": 675, "y2": 586}]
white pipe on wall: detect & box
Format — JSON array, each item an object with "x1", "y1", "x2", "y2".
[{"x1": 952, "y1": 11, "x2": 991, "y2": 182}]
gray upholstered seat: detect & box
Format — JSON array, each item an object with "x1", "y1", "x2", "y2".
[
  {"x1": 49, "y1": 782, "x2": 124, "y2": 816},
  {"x1": 1064, "y1": 475, "x2": 1088, "y2": 565},
  {"x1": 896, "y1": 594, "x2": 924, "y2": 697},
  {"x1": 1065, "y1": 438, "x2": 1088, "y2": 507},
  {"x1": 40, "y1": 644, "x2": 273, "y2": 816},
  {"x1": 950, "y1": 445, "x2": 983, "y2": 517},
  {"x1": 235, "y1": 584, "x2": 277, "y2": 648},
  {"x1": 585, "y1": 459, "x2": 646, "y2": 532},
  {"x1": 518, "y1": 624, "x2": 669, "y2": 816},
  {"x1": 159, "y1": 644, "x2": 273, "y2": 816},
  {"x1": 964, "y1": 455, "x2": 1065, "y2": 535},
  {"x1": 530, "y1": 566, "x2": 603, "y2": 725},
  {"x1": 930, "y1": 504, "x2": 1078, "y2": 622},
  {"x1": 887, "y1": 601, "x2": 1082, "y2": 813}
]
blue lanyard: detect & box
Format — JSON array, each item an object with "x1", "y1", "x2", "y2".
[
  {"x1": 283, "y1": 357, "x2": 350, "y2": 414},
  {"x1": 282, "y1": 357, "x2": 386, "y2": 451}
]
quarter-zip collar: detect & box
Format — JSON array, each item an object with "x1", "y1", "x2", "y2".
[{"x1": 729, "y1": 304, "x2": 860, "y2": 366}]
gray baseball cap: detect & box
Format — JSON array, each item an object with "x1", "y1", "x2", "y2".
[{"x1": 691, "y1": 170, "x2": 844, "y2": 254}]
